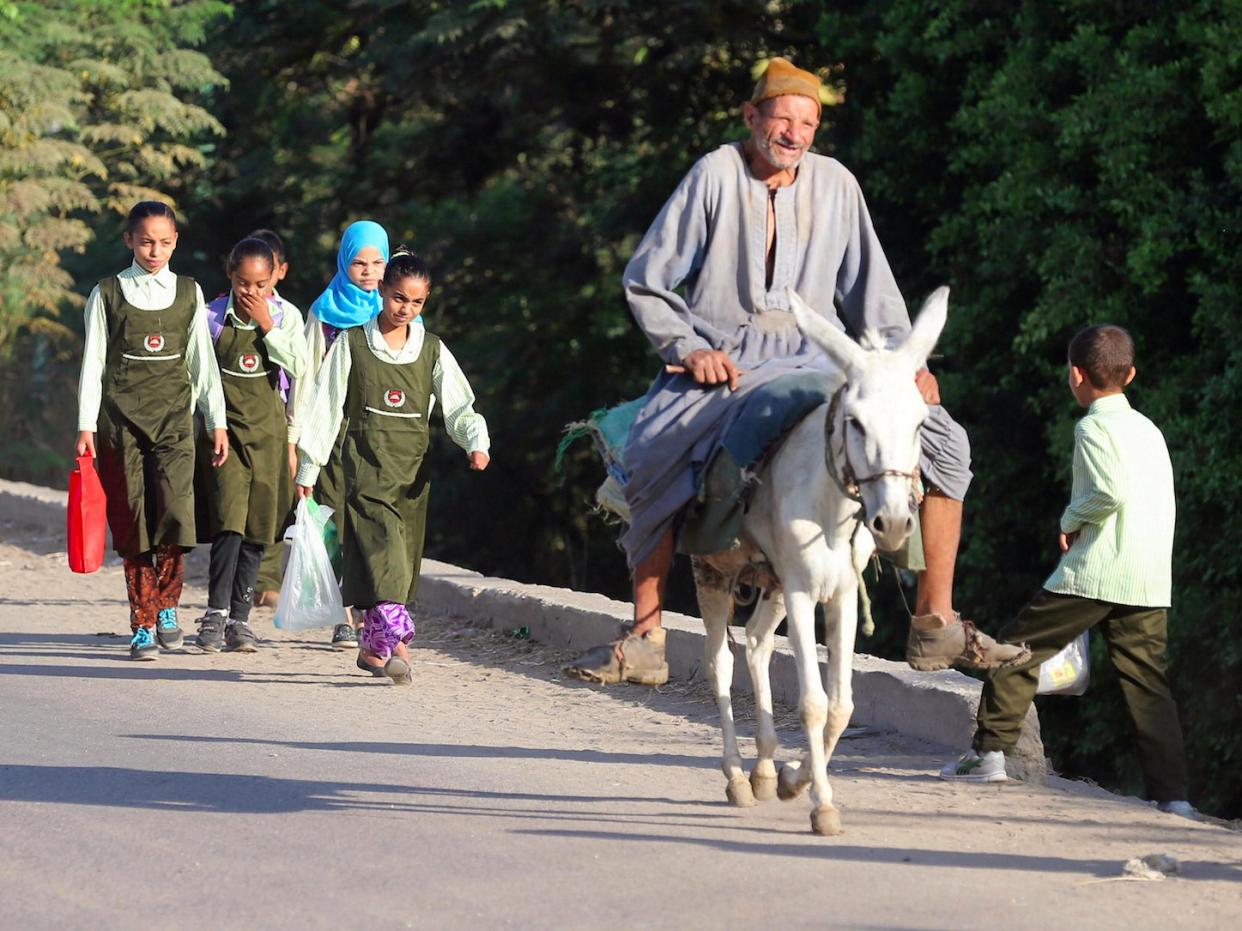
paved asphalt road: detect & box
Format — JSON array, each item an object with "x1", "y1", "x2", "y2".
[{"x1": 2, "y1": 524, "x2": 1240, "y2": 929}]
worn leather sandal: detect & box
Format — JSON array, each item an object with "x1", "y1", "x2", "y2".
[
  {"x1": 384, "y1": 655, "x2": 413, "y2": 686},
  {"x1": 563, "y1": 627, "x2": 669, "y2": 686},
  {"x1": 906, "y1": 612, "x2": 1031, "y2": 672}
]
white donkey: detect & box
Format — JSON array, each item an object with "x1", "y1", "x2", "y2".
[{"x1": 691, "y1": 285, "x2": 947, "y2": 836}]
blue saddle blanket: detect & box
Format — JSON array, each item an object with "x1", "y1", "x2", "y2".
[{"x1": 717, "y1": 370, "x2": 835, "y2": 473}]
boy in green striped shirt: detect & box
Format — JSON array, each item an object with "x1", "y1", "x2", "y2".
[{"x1": 940, "y1": 325, "x2": 1195, "y2": 817}]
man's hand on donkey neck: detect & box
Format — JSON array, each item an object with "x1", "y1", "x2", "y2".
[
  {"x1": 915, "y1": 367, "x2": 940, "y2": 405},
  {"x1": 668, "y1": 349, "x2": 744, "y2": 391}
]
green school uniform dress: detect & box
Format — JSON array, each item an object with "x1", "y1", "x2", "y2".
[
  {"x1": 95, "y1": 275, "x2": 199, "y2": 558},
  {"x1": 196, "y1": 310, "x2": 292, "y2": 545},
  {"x1": 338, "y1": 326, "x2": 439, "y2": 606},
  {"x1": 296, "y1": 318, "x2": 490, "y2": 608}
]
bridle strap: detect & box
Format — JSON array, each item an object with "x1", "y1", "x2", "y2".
[{"x1": 824, "y1": 383, "x2": 924, "y2": 506}]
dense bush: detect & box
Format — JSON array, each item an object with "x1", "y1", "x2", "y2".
[{"x1": 819, "y1": 0, "x2": 1242, "y2": 815}]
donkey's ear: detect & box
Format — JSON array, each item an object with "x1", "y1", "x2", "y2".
[
  {"x1": 787, "y1": 288, "x2": 866, "y2": 373},
  {"x1": 901, "y1": 286, "x2": 948, "y2": 369}
]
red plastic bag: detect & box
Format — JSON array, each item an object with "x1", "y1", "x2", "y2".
[{"x1": 67, "y1": 453, "x2": 106, "y2": 573}]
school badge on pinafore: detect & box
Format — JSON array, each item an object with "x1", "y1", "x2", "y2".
[
  {"x1": 238, "y1": 353, "x2": 260, "y2": 373},
  {"x1": 384, "y1": 389, "x2": 405, "y2": 408},
  {"x1": 144, "y1": 333, "x2": 165, "y2": 352}
]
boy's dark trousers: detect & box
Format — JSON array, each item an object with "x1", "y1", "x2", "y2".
[{"x1": 974, "y1": 589, "x2": 1188, "y2": 802}]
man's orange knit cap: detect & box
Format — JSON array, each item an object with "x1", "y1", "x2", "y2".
[{"x1": 750, "y1": 57, "x2": 822, "y2": 115}]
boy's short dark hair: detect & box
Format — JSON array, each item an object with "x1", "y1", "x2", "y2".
[
  {"x1": 1068, "y1": 324, "x2": 1135, "y2": 390},
  {"x1": 248, "y1": 228, "x2": 286, "y2": 264}
]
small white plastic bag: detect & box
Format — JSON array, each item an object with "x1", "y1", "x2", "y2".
[
  {"x1": 274, "y1": 497, "x2": 343, "y2": 630},
  {"x1": 1037, "y1": 630, "x2": 1090, "y2": 696}
]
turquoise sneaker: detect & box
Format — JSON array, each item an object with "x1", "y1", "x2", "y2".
[
  {"x1": 130, "y1": 627, "x2": 158, "y2": 661},
  {"x1": 156, "y1": 608, "x2": 183, "y2": 649}
]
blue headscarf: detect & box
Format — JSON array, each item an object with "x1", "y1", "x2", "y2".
[{"x1": 310, "y1": 220, "x2": 390, "y2": 329}]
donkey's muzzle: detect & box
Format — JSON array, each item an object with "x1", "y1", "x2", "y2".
[{"x1": 868, "y1": 511, "x2": 915, "y2": 553}]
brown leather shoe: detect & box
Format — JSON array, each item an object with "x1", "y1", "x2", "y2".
[
  {"x1": 906, "y1": 612, "x2": 1031, "y2": 672},
  {"x1": 563, "y1": 627, "x2": 669, "y2": 686}
]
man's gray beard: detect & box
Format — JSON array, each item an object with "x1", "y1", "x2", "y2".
[{"x1": 757, "y1": 136, "x2": 806, "y2": 171}]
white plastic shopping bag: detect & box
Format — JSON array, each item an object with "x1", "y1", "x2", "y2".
[
  {"x1": 1037, "y1": 630, "x2": 1090, "y2": 696},
  {"x1": 273, "y1": 497, "x2": 344, "y2": 630}
]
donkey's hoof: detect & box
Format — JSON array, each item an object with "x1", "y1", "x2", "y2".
[
  {"x1": 750, "y1": 770, "x2": 778, "y2": 801},
  {"x1": 810, "y1": 804, "x2": 843, "y2": 836},
  {"x1": 777, "y1": 762, "x2": 808, "y2": 801},
  {"x1": 725, "y1": 775, "x2": 756, "y2": 808}
]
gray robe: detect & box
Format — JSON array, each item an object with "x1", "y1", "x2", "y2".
[{"x1": 619, "y1": 142, "x2": 971, "y2": 568}]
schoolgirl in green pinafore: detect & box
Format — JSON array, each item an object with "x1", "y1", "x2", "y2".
[
  {"x1": 248, "y1": 228, "x2": 304, "y2": 603},
  {"x1": 75, "y1": 201, "x2": 229, "y2": 661},
  {"x1": 338, "y1": 324, "x2": 437, "y2": 607},
  {"x1": 288, "y1": 219, "x2": 390, "y2": 650},
  {"x1": 295, "y1": 250, "x2": 490, "y2": 685},
  {"x1": 193, "y1": 238, "x2": 308, "y2": 653}
]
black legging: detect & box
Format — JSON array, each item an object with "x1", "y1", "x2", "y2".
[{"x1": 208, "y1": 531, "x2": 265, "y2": 622}]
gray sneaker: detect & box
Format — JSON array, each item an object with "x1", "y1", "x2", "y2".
[
  {"x1": 195, "y1": 612, "x2": 226, "y2": 652},
  {"x1": 939, "y1": 749, "x2": 1008, "y2": 783},
  {"x1": 224, "y1": 620, "x2": 259, "y2": 653}
]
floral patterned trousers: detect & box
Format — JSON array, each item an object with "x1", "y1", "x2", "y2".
[
  {"x1": 359, "y1": 602, "x2": 415, "y2": 660},
  {"x1": 123, "y1": 545, "x2": 185, "y2": 630}
]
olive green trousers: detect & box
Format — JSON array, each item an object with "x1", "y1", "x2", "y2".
[{"x1": 974, "y1": 589, "x2": 1188, "y2": 802}]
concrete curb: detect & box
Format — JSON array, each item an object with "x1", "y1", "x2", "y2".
[
  {"x1": 0, "y1": 479, "x2": 69, "y2": 528},
  {"x1": 415, "y1": 558, "x2": 1045, "y2": 780},
  {"x1": 0, "y1": 478, "x2": 1045, "y2": 779}
]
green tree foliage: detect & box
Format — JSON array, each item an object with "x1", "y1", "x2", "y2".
[
  {"x1": 0, "y1": 0, "x2": 227, "y2": 477},
  {"x1": 818, "y1": 0, "x2": 1242, "y2": 815},
  {"x1": 191, "y1": 0, "x2": 830, "y2": 603}
]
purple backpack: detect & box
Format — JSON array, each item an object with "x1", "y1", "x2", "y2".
[{"x1": 207, "y1": 294, "x2": 291, "y2": 400}]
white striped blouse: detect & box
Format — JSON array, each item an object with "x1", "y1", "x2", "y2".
[{"x1": 294, "y1": 317, "x2": 489, "y2": 488}]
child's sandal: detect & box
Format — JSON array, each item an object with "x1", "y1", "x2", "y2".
[
  {"x1": 384, "y1": 655, "x2": 412, "y2": 686},
  {"x1": 355, "y1": 653, "x2": 386, "y2": 678}
]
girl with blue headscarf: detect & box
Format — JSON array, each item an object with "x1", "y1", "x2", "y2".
[
  {"x1": 309, "y1": 220, "x2": 390, "y2": 331},
  {"x1": 288, "y1": 220, "x2": 389, "y2": 649}
]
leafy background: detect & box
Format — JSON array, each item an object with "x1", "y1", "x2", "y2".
[{"x1": 2, "y1": 0, "x2": 1239, "y2": 816}]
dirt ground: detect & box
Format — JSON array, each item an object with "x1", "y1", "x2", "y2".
[{"x1": 2, "y1": 515, "x2": 1241, "y2": 929}]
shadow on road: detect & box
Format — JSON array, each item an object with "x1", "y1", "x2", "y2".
[
  {"x1": 0, "y1": 763, "x2": 714, "y2": 817},
  {"x1": 510, "y1": 827, "x2": 1242, "y2": 881},
  {"x1": 3, "y1": 762, "x2": 1234, "y2": 882},
  {"x1": 121, "y1": 733, "x2": 720, "y2": 769}
]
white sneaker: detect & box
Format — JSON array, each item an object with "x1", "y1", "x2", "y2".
[
  {"x1": 939, "y1": 749, "x2": 1008, "y2": 783},
  {"x1": 1156, "y1": 800, "x2": 1200, "y2": 820}
]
